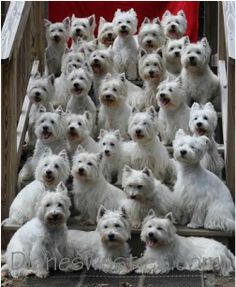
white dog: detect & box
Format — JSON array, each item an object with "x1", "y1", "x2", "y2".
[
  {"x1": 112, "y1": 9, "x2": 139, "y2": 80},
  {"x1": 189, "y1": 102, "x2": 224, "y2": 176},
  {"x1": 173, "y1": 130, "x2": 234, "y2": 231},
  {"x1": 98, "y1": 73, "x2": 131, "y2": 139},
  {"x1": 66, "y1": 112, "x2": 99, "y2": 158},
  {"x1": 3, "y1": 149, "x2": 70, "y2": 226},
  {"x1": 122, "y1": 166, "x2": 178, "y2": 228},
  {"x1": 44, "y1": 18, "x2": 70, "y2": 77},
  {"x1": 2, "y1": 182, "x2": 71, "y2": 278},
  {"x1": 98, "y1": 17, "x2": 117, "y2": 49},
  {"x1": 157, "y1": 78, "x2": 190, "y2": 145},
  {"x1": 99, "y1": 129, "x2": 124, "y2": 184},
  {"x1": 165, "y1": 36, "x2": 189, "y2": 76},
  {"x1": 70, "y1": 14, "x2": 96, "y2": 48},
  {"x1": 161, "y1": 10, "x2": 187, "y2": 39},
  {"x1": 180, "y1": 37, "x2": 220, "y2": 108},
  {"x1": 126, "y1": 106, "x2": 176, "y2": 187},
  {"x1": 136, "y1": 210, "x2": 235, "y2": 276},
  {"x1": 138, "y1": 17, "x2": 165, "y2": 53},
  {"x1": 71, "y1": 147, "x2": 126, "y2": 225}
]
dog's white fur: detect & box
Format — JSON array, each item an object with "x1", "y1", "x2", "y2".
[
  {"x1": 3, "y1": 183, "x2": 71, "y2": 278},
  {"x1": 138, "y1": 17, "x2": 165, "y2": 53},
  {"x1": 122, "y1": 166, "x2": 177, "y2": 228},
  {"x1": 112, "y1": 9, "x2": 139, "y2": 80},
  {"x1": 72, "y1": 147, "x2": 126, "y2": 224},
  {"x1": 44, "y1": 18, "x2": 70, "y2": 77},
  {"x1": 98, "y1": 17, "x2": 117, "y2": 49},
  {"x1": 136, "y1": 210, "x2": 235, "y2": 276},
  {"x1": 157, "y1": 78, "x2": 190, "y2": 145},
  {"x1": 161, "y1": 10, "x2": 187, "y2": 39},
  {"x1": 189, "y1": 102, "x2": 224, "y2": 176},
  {"x1": 180, "y1": 37, "x2": 220, "y2": 107},
  {"x1": 98, "y1": 73, "x2": 131, "y2": 139},
  {"x1": 173, "y1": 130, "x2": 234, "y2": 231}
]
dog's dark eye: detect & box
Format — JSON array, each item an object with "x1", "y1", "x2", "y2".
[
  {"x1": 78, "y1": 122, "x2": 82, "y2": 126},
  {"x1": 80, "y1": 77, "x2": 84, "y2": 80},
  {"x1": 118, "y1": 21, "x2": 122, "y2": 24},
  {"x1": 110, "y1": 143, "x2": 115, "y2": 146},
  {"x1": 87, "y1": 162, "x2": 93, "y2": 166},
  {"x1": 51, "y1": 120, "x2": 55, "y2": 124},
  {"x1": 148, "y1": 225, "x2": 152, "y2": 228},
  {"x1": 44, "y1": 163, "x2": 48, "y2": 167},
  {"x1": 176, "y1": 20, "x2": 179, "y2": 24},
  {"x1": 77, "y1": 59, "x2": 81, "y2": 62},
  {"x1": 179, "y1": 46, "x2": 182, "y2": 49},
  {"x1": 187, "y1": 51, "x2": 191, "y2": 54},
  {"x1": 41, "y1": 119, "x2": 45, "y2": 123},
  {"x1": 46, "y1": 203, "x2": 51, "y2": 207},
  {"x1": 127, "y1": 20, "x2": 130, "y2": 24},
  {"x1": 102, "y1": 142, "x2": 106, "y2": 146},
  {"x1": 113, "y1": 88, "x2": 117, "y2": 92},
  {"x1": 137, "y1": 185, "x2": 143, "y2": 189},
  {"x1": 58, "y1": 203, "x2": 63, "y2": 207},
  {"x1": 153, "y1": 63, "x2": 157, "y2": 66},
  {"x1": 146, "y1": 63, "x2": 149, "y2": 67},
  {"x1": 59, "y1": 29, "x2": 63, "y2": 32},
  {"x1": 104, "y1": 225, "x2": 108, "y2": 229},
  {"x1": 101, "y1": 55, "x2": 104, "y2": 59},
  {"x1": 196, "y1": 51, "x2": 201, "y2": 55},
  {"x1": 82, "y1": 24, "x2": 86, "y2": 28},
  {"x1": 143, "y1": 122, "x2": 147, "y2": 125},
  {"x1": 78, "y1": 160, "x2": 82, "y2": 163},
  {"x1": 115, "y1": 223, "x2": 121, "y2": 228},
  {"x1": 55, "y1": 164, "x2": 59, "y2": 169},
  {"x1": 42, "y1": 87, "x2": 47, "y2": 92},
  {"x1": 169, "y1": 88, "x2": 173, "y2": 92},
  {"x1": 203, "y1": 116, "x2": 208, "y2": 120},
  {"x1": 157, "y1": 227, "x2": 163, "y2": 230},
  {"x1": 191, "y1": 145, "x2": 195, "y2": 149},
  {"x1": 194, "y1": 117, "x2": 198, "y2": 120},
  {"x1": 170, "y1": 47, "x2": 174, "y2": 51},
  {"x1": 152, "y1": 33, "x2": 156, "y2": 37}
]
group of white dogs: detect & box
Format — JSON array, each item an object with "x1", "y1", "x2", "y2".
[{"x1": 2, "y1": 8, "x2": 235, "y2": 279}]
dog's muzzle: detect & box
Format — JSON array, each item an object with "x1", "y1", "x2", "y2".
[
  {"x1": 146, "y1": 233, "x2": 158, "y2": 248},
  {"x1": 47, "y1": 212, "x2": 64, "y2": 225}
]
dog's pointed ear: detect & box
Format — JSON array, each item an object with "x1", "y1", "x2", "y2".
[
  {"x1": 58, "y1": 149, "x2": 69, "y2": 161},
  {"x1": 38, "y1": 104, "x2": 47, "y2": 113},
  {"x1": 96, "y1": 152, "x2": 103, "y2": 162},
  {"x1": 97, "y1": 205, "x2": 107, "y2": 220},
  {"x1": 183, "y1": 36, "x2": 190, "y2": 45},
  {"x1": 147, "y1": 209, "x2": 156, "y2": 218},
  {"x1": 165, "y1": 212, "x2": 174, "y2": 222},
  {"x1": 156, "y1": 47, "x2": 163, "y2": 58},
  {"x1": 31, "y1": 71, "x2": 41, "y2": 79},
  {"x1": 57, "y1": 181, "x2": 68, "y2": 194},
  {"x1": 142, "y1": 167, "x2": 151, "y2": 177},
  {"x1": 142, "y1": 17, "x2": 150, "y2": 25},
  {"x1": 44, "y1": 19, "x2": 51, "y2": 28},
  {"x1": 175, "y1": 76, "x2": 183, "y2": 88},
  {"x1": 55, "y1": 105, "x2": 64, "y2": 116},
  {"x1": 42, "y1": 147, "x2": 53, "y2": 157},
  {"x1": 162, "y1": 10, "x2": 172, "y2": 19},
  {"x1": 191, "y1": 102, "x2": 200, "y2": 111},
  {"x1": 132, "y1": 107, "x2": 139, "y2": 114},
  {"x1": 175, "y1": 129, "x2": 186, "y2": 139},
  {"x1": 98, "y1": 129, "x2": 107, "y2": 139},
  {"x1": 114, "y1": 129, "x2": 121, "y2": 140},
  {"x1": 153, "y1": 17, "x2": 161, "y2": 25},
  {"x1": 47, "y1": 74, "x2": 55, "y2": 86},
  {"x1": 177, "y1": 9, "x2": 186, "y2": 19},
  {"x1": 123, "y1": 164, "x2": 132, "y2": 174},
  {"x1": 128, "y1": 8, "x2": 137, "y2": 18},
  {"x1": 63, "y1": 17, "x2": 70, "y2": 30},
  {"x1": 204, "y1": 102, "x2": 215, "y2": 112},
  {"x1": 83, "y1": 110, "x2": 92, "y2": 121},
  {"x1": 119, "y1": 73, "x2": 126, "y2": 82},
  {"x1": 200, "y1": 37, "x2": 211, "y2": 52},
  {"x1": 139, "y1": 48, "x2": 147, "y2": 58},
  {"x1": 76, "y1": 145, "x2": 85, "y2": 155},
  {"x1": 104, "y1": 73, "x2": 112, "y2": 81},
  {"x1": 120, "y1": 206, "x2": 128, "y2": 220},
  {"x1": 99, "y1": 16, "x2": 106, "y2": 26},
  {"x1": 147, "y1": 106, "x2": 157, "y2": 119},
  {"x1": 88, "y1": 14, "x2": 96, "y2": 29},
  {"x1": 84, "y1": 62, "x2": 93, "y2": 76},
  {"x1": 71, "y1": 14, "x2": 76, "y2": 21}
]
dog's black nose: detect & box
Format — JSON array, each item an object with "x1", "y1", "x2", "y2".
[
  {"x1": 159, "y1": 93, "x2": 165, "y2": 98},
  {"x1": 54, "y1": 35, "x2": 60, "y2": 41},
  {"x1": 105, "y1": 150, "x2": 110, "y2": 155},
  {"x1": 76, "y1": 28, "x2": 81, "y2": 33},
  {"x1": 189, "y1": 56, "x2": 195, "y2": 61},
  {"x1": 130, "y1": 195, "x2": 136, "y2": 199},
  {"x1": 175, "y1": 51, "x2": 180, "y2": 57},
  {"x1": 149, "y1": 70, "x2": 154, "y2": 76},
  {"x1": 136, "y1": 129, "x2": 142, "y2": 135},
  {"x1": 43, "y1": 126, "x2": 48, "y2": 131},
  {"x1": 35, "y1": 91, "x2": 40, "y2": 97},
  {"x1": 196, "y1": 122, "x2": 202, "y2": 127},
  {"x1": 180, "y1": 150, "x2": 187, "y2": 156},
  {"x1": 105, "y1": 94, "x2": 111, "y2": 99},
  {"x1": 74, "y1": 83, "x2": 80, "y2": 88},
  {"x1": 94, "y1": 58, "x2": 99, "y2": 63},
  {"x1": 148, "y1": 232, "x2": 154, "y2": 237},
  {"x1": 147, "y1": 40, "x2": 152, "y2": 44},
  {"x1": 171, "y1": 24, "x2": 176, "y2": 29},
  {"x1": 79, "y1": 167, "x2": 85, "y2": 173},
  {"x1": 52, "y1": 213, "x2": 59, "y2": 220},
  {"x1": 121, "y1": 25, "x2": 126, "y2": 30},
  {"x1": 46, "y1": 170, "x2": 52, "y2": 176},
  {"x1": 70, "y1": 126, "x2": 76, "y2": 131},
  {"x1": 108, "y1": 233, "x2": 115, "y2": 240},
  {"x1": 108, "y1": 33, "x2": 112, "y2": 37}
]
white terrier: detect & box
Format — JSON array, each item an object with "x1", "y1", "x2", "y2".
[
  {"x1": 157, "y1": 78, "x2": 190, "y2": 145},
  {"x1": 70, "y1": 14, "x2": 96, "y2": 48},
  {"x1": 127, "y1": 106, "x2": 176, "y2": 187},
  {"x1": 98, "y1": 73, "x2": 131, "y2": 139},
  {"x1": 71, "y1": 147, "x2": 126, "y2": 225},
  {"x1": 173, "y1": 130, "x2": 234, "y2": 231},
  {"x1": 180, "y1": 37, "x2": 220, "y2": 107},
  {"x1": 112, "y1": 9, "x2": 139, "y2": 80},
  {"x1": 66, "y1": 112, "x2": 99, "y2": 158},
  {"x1": 161, "y1": 10, "x2": 187, "y2": 39},
  {"x1": 18, "y1": 107, "x2": 67, "y2": 186},
  {"x1": 98, "y1": 17, "x2": 117, "y2": 49},
  {"x1": 66, "y1": 65, "x2": 97, "y2": 124},
  {"x1": 44, "y1": 18, "x2": 70, "y2": 77},
  {"x1": 122, "y1": 166, "x2": 178, "y2": 229},
  {"x1": 139, "y1": 48, "x2": 170, "y2": 109},
  {"x1": 138, "y1": 17, "x2": 165, "y2": 53},
  {"x1": 53, "y1": 49, "x2": 85, "y2": 108},
  {"x1": 165, "y1": 36, "x2": 189, "y2": 76},
  {"x1": 99, "y1": 129, "x2": 124, "y2": 184},
  {"x1": 189, "y1": 102, "x2": 224, "y2": 176},
  {"x1": 3, "y1": 149, "x2": 70, "y2": 226},
  {"x1": 136, "y1": 210, "x2": 235, "y2": 276},
  {"x1": 2, "y1": 182, "x2": 71, "y2": 278},
  {"x1": 73, "y1": 39, "x2": 98, "y2": 59},
  {"x1": 27, "y1": 73, "x2": 55, "y2": 147}
]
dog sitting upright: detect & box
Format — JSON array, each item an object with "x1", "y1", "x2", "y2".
[
  {"x1": 98, "y1": 17, "x2": 117, "y2": 49},
  {"x1": 189, "y1": 102, "x2": 224, "y2": 176},
  {"x1": 173, "y1": 130, "x2": 234, "y2": 231},
  {"x1": 44, "y1": 17, "x2": 70, "y2": 77},
  {"x1": 112, "y1": 9, "x2": 139, "y2": 80},
  {"x1": 138, "y1": 17, "x2": 165, "y2": 53},
  {"x1": 161, "y1": 10, "x2": 187, "y2": 39}
]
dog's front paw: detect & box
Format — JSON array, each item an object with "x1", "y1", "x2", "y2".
[{"x1": 35, "y1": 270, "x2": 49, "y2": 278}]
